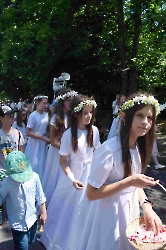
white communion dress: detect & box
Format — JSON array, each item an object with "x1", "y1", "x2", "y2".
[
  {"x1": 25, "y1": 111, "x2": 49, "y2": 181},
  {"x1": 42, "y1": 114, "x2": 68, "y2": 207},
  {"x1": 40, "y1": 125, "x2": 100, "y2": 250},
  {"x1": 77, "y1": 135, "x2": 141, "y2": 250}
]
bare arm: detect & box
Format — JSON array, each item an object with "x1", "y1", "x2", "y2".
[
  {"x1": 39, "y1": 203, "x2": 47, "y2": 225},
  {"x1": 87, "y1": 174, "x2": 156, "y2": 201},
  {"x1": 18, "y1": 146, "x2": 24, "y2": 152},
  {"x1": 60, "y1": 155, "x2": 70, "y2": 175},
  {"x1": 26, "y1": 127, "x2": 50, "y2": 143},
  {"x1": 60, "y1": 155, "x2": 84, "y2": 190}
]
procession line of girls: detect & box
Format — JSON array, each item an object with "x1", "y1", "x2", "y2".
[
  {"x1": 40, "y1": 92, "x2": 164, "y2": 250},
  {"x1": 40, "y1": 94, "x2": 100, "y2": 250},
  {"x1": 20, "y1": 91, "x2": 164, "y2": 250},
  {"x1": 77, "y1": 92, "x2": 163, "y2": 250}
]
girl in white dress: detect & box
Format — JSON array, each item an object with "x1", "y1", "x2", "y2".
[
  {"x1": 12, "y1": 108, "x2": 28, "y2": 151},
  {"x1": 108, "y1": 94, "x2": 126, "y2": 139},
  {"x1": 78, "y1": 93, "x2": 163, "y2": 250},
  {"x1": 41, "y1": 95, "x2": 100, "y2": 250},
  {"x1": 42, "y1": 88, "x2": 78, "y2": 207},
  {"x1": 25, "y1": 95, "x2": 50, "y2": 181}
]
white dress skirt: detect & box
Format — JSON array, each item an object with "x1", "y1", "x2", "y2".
[
  {"x1": 77, "y1": 136, "x2": 141, "y2": 250},
  {"x1": 40, "y1": 126, "x2": 100, "y2": 250},
  {"x1": 42, "y1": 114, "x2": 68, "y2": 207},
  {"x1": 25, "y1": 111, "x2": 49, "y2": 181}
]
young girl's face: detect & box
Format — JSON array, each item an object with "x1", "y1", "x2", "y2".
[
  {"x1": 120, "y1": 96, "x2": 125, "y2": 104},
  {"x1": 37, "y1": 98, "x2": 48, "y2": 112},
  {"x1": 80, "y1": 105, "x2": 93, "y2": 126},
  {"x1": 63, "y1": 98, "x2": 72, "y2": 112},
  {"x1": 130, "y1": 105, "x2": 153, "y2": 139},
  {"x1": 22, "y1": 111, "x2": 27, "y2": 121}
]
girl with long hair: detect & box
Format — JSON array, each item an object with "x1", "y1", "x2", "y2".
[
  {"x1": 41, "y1": 94, "x2": 100, "y2": 250},
  {"x1": 12, "y1": 108, "x2": 28, "y2": 151},
  {"x1": 25, "y1": 94, "x2": 50, "y2": 181},
  {"x1": 42, "y1": 88, "x2": 78, "y2": 207},
  {"x1": 77, "y1": 92, "x2": 163, "y2": 250}
]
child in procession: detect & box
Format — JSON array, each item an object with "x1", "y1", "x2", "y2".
[
  {"x1": 25, "y1": 95, "x2": 50, "y2": 181},
  {"x1": 42, "y1": 88, "x2": 78, "y2": 207}
]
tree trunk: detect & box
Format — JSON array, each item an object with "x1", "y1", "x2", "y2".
[
  {"x1": 129, "y1": 0, "x2": 142, "y2": 93},
  {"x1": 117, "y1": 0, "x2": 128, "y2": 96}
]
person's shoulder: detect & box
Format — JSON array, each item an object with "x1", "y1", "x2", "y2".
[
  {"x1": 101, "y1": 135, "x2": 121, "y2": 152},
  {"x1": 29, "y1": 111, "x2": 36, "y2": 117},
  {"x1": 0, "y1": 175, "x2": 13, "y2": 186},
  {"x1": 62, "y1": 127, "x2": 71, "y2": 137},
  {"x1": 43, "y1": 112, "x2": 48, "y2": 116},
  {"x1": 32, "y1": 172, "x2": 40, "y2": 181},
  {"x1": 50, "y1": 113, "x2": 56, "y2": 123},
  {"x1": 11, "y1": 127, "x2": 19, "y2": 134},
  {"x1": 92, "y1": 125, "x2": 99, "y2": 132},
  {"x1": 65, "y1": 127, "x2": 71, "y2": 134}
]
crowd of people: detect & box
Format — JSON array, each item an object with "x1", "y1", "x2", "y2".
[{"x1": 0, "y1": 89, "x2": 165, "y2": 250}]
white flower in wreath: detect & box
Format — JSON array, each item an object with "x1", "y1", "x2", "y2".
[
  {"x1": 119, "y1": 95, "x2": 160, "y2": 117},
  {"x1": 74, "y1": 100, "x2": 97, "y2": 112}
]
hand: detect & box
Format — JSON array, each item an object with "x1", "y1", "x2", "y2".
[
  {"x1": 40, "y1": 212, "x2": 47, "y2": 226},
  {"x1": 128, "y1": 174, "x2": 156, "y2": 188},
  {"x1": 72, "y1": 180, "x2": 84, "y2": 190},
  {"x1": 42, "y1": 137, "x2": 50, "y2": 143},
  {"x1": 143, "y1": 205, "x2": 162, "y2": 234}
]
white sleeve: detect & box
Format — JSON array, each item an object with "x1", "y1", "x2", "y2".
[
  {"x1": 88, "y1": 141, "x2": 114, "y2": 188},
  {"x1": 59, "y1": 129, "x2": 71, "y2": 156},
  {"x1": 93, "y1": 126, "x2": 101, "y2": 149},
  {"x1": 50, "y1": 114, "x2": 56, "y2": 125},
  {"x1": 27, "y1": 113, "x2": 36, "y2": 129}
]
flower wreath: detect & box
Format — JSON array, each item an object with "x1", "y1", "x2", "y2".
[
  {"x1": 118, "y1": 95, "x2": 160, "y2": 117},
  {"x1": 160, "y1": 102, "x2": 166, "y2": 112},
  {"x1": 56, "y1": 91, "x2": 78, "y2": 101},
  {"x1": 74, "y1": 100, "x2": 97, "y2": 112},
  {"x1": 34, "y1": 95, "x2": 48, "y2": 100}
]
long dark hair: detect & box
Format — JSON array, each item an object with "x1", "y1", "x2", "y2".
[
  {"x1": 52, "y1": 88, "x2": 73, "y2": 139},
  {"x1": 70, "y1": 94, "x2": 96, "y2": 153},
  {"x1": 15, "y1": 108, "x2": 27, "y2": 127},
  {"x1": 120, "y1": 92, "x2": 156, "y2": 178}
]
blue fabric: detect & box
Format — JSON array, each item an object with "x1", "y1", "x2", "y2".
[
  {"x1": 11, "y1": 220, "x2": 38, "y2": 250},
  {"x1": 0, "y1": 172, "x2": 46, "y2": 231},
  {"x1": 52, "y1": 99, "x2": 57, "y2": 106}
]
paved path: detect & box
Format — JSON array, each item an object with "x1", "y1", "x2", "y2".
[{"x1": 0, "y1": 131, "x2": 166, "y2": 249}]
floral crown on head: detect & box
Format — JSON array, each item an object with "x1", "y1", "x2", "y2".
[
  {"x1": 34, "y1": 95, "x2": 48, "y2": 101},
  {"x1": 74, "y1": 100, "x2": 97, "y2": 112},
  {"x1": 56, "y1": 91, "x2": 78, "y2": 101},
  {"x1": 118, "y1": 95, "x2": 160, "y2": 117}
]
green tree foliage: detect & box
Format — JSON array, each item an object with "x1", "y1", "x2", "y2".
[{"x1": 0, "y1": 0, "x2": 165, "y2": 103}]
